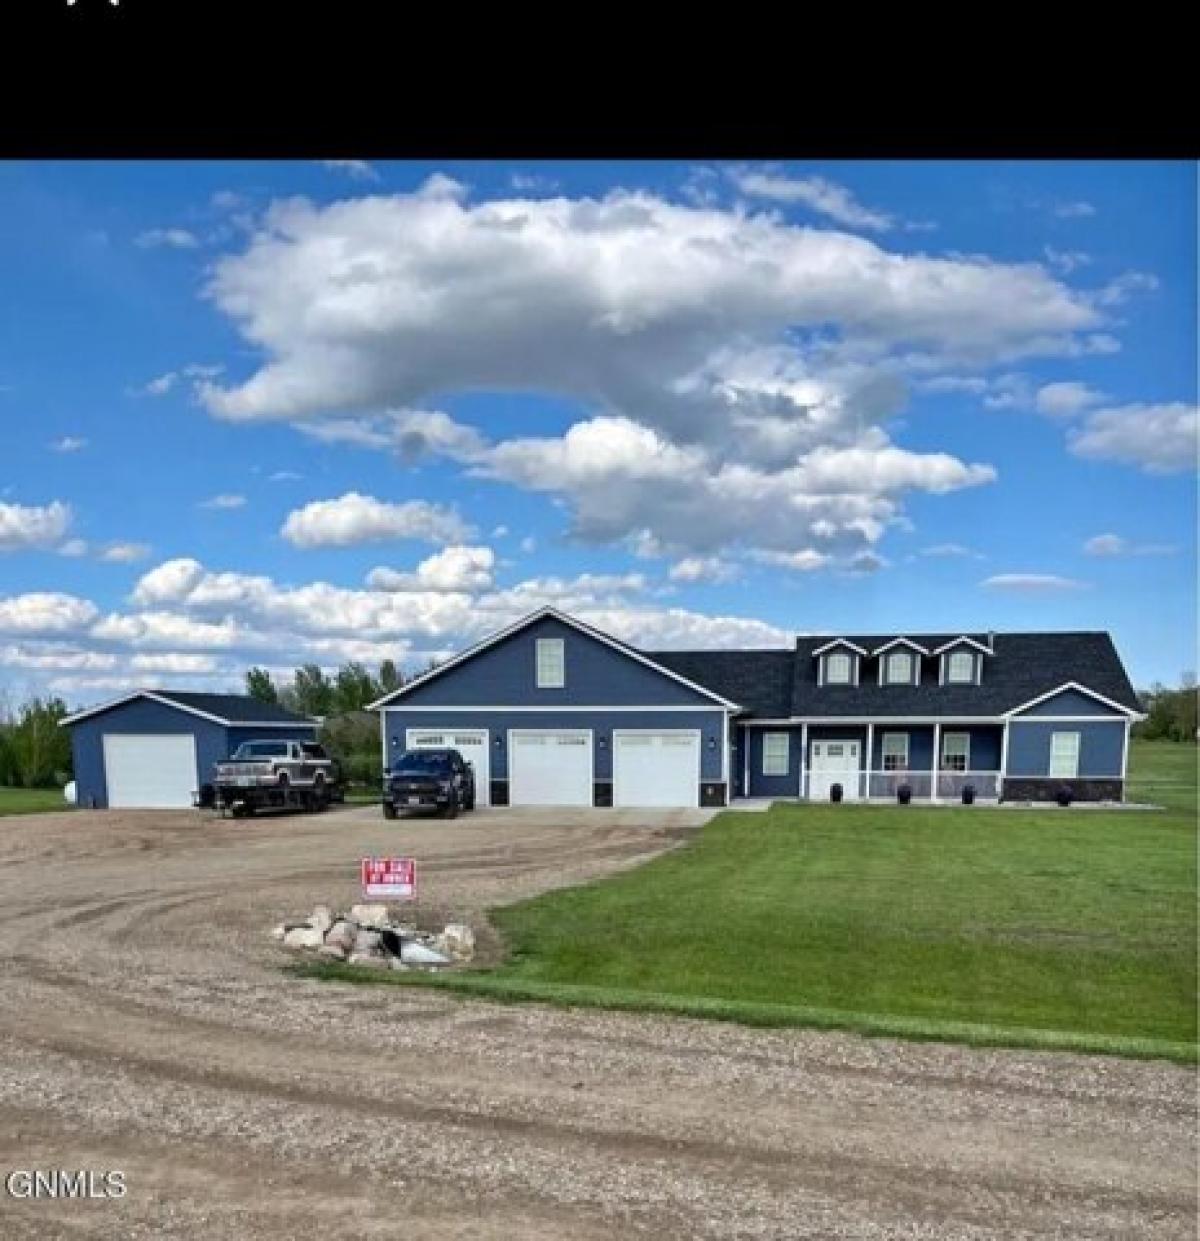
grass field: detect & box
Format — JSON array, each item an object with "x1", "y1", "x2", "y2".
[
  {"x1": 307, "y1": 740, "x2": 1199, "y2": 1060},
  {"x1": 0, "y1": 787, "x2": 70, "y2": 817}
]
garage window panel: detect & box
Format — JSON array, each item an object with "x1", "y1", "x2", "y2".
[
  {"x1": 762, "y1": 732, "x2": 789, "y2": 776},
  {"x1": 535, "y1": 638, "x2": 565, "y2": 688}
]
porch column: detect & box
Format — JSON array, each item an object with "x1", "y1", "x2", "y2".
[
  {"x1": 999, "y1": 721, "x2": 1010, "y2": 802},
  {"x1": 798, "y1": 722, "x2": 808, "y2": 800},
  {"x1": 931, "y1": 722, "x2": 941, "y2": 803},
  {"x1": 865, "y1": 722, "x2": 874, "y2": 799},
  {"x1": 743, "y1": 727, "x2": 750, "y2": 799}
]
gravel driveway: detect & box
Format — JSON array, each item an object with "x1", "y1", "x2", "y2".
[{"x1": 0, "y1": 803, "x2": 1194, "y2": 1239}]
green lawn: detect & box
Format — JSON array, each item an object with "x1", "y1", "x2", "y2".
[
  {"x1": 0, "y1": 786, "x2": 71, "y2": 817},
  {"x1": 304, "y1": 741, "x2": 1199, "y2": 1061}
]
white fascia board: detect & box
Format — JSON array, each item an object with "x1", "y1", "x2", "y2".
[
  {"x1": 931, "y1": 636, "x2": 994, "y2": 656},
  {"x1": 366, "y1": 606, "x2": 741, "y2": 711},
  {"x1": 379, "y1": 704, "x2": 727, "y2": 713},
  {"x1": 1001, "y1": 681, "x2": 1141, "y2": 719},
  {"x1": 60, "y1": 689, "x2": 315, "y2": 729},
  {"x1": 872, "y1": 637, "x2": 931, "y2": 656},
  {"x1": 788, "y1": 715, "x2": 1004, "y2": 724},
  {"x1": 811, "y1": 638, "x2": 869, "y2": 657}
]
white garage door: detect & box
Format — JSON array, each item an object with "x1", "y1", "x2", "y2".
[
  {"x1": 613, "y1": 730, "x2": 700, "y2": 808},
  {"x1": 509, "y1": 730, "x2": 593, "y2": 806},
  {"x1": 406, "y1": 728, "x2": 490, "y2": 806},
  {"x1": 103, "y1": 734, "x2": 198, "y2": 809}
]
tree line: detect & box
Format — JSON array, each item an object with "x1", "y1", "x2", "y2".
[
  {"x1": 0, "y1": 696, "x2": 72, "y2": 789},
  {"x1": 1133, "y1": 677, "x2": 1198, "y2": 743}
]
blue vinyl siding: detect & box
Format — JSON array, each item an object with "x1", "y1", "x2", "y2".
[
  {"x1": 1006, "y1": 720, "x2": 1126, "y2": 777},
  {"x1": 869, "y1": 725, "x2": 1002, "y2": 772},
  {"x1": 394, "y1": 616, "x2": 720, "y2": 708},
  {"x1": 68, "y1": 701, "x2": 316, "y2": 808},
  {"x1": 745, "y1": 726, "x2": 803, "y2": 797},
  {"x1": 1013, "y1": 688, "x2": 1124, "y2": 717},
  {"x1": 383, "y1": 708, "x2": 725, "y2": 782}
]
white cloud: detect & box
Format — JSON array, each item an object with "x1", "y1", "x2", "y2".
[
  {"x1": 1054, "y1": 201, "x2": 1096, "y2": 219},
  {"x1": 1035, "y1": 381, "x2": 1104, "y2": 418},
  {"x1": 319, "y1": 160, "x2": 380, "y2": 182},
  {"x1": 1095, "y1": 271, "x2": 1159, "y2": 307},
  {"x1": 57, "y1": 538, "x2": 89, "y2": 558},
  {"x1": 135, "y1": 363, "x2": 224, "y2": 398},
  {"x1": 0, "y1": 643, "x2": 116, "y2": 671},
  {"x1": 129, "y1": 652, "x2": 219, "y2": 674},
  {"x1": 491, "y1": 525, "x2": 509, "y2": 538},
  {"x1": 519, "y1": 536, "x2": 537, "y2": 554},
  {"x1": 49, "y1": 436, "x2": 87, "y2": 453},
  {"x1": 99, "y1": 542, "x2": 152, "y2": 563},
  {"x1": 268, "y1": 470, "x2": 303, "y2": 482},
  {"x1": 280, "y1": 492, "x2": 472, "y2": 548},
  {"x1": 727, "y1": 166, "x2": 894, "y2": 232},
  {"x1": 1083, "y1": 533, "x2": 1177, "y2": 557},
  {"x1": 0, "y1": 592, "x2": 97, "y2": 635},
  {"x1": 1043, "y1": 246, "x2": 1090, "y2": 274},
  {"x1": 136, "y1": 228, "x2": 200, "y2": 250},
  {"x1": 0, "y1": 500, "x2": 72, "y2": 552},
  {"x1": 90, "y1": 610, "x2": 248, "y2": 650},
  {"x1": 198, "y1": 493, "x2": 247, "y2": 510},
  {"x1": 366, "y1": 545, "x2": 496, "y2": 593},
  {"x1": 1068, "y1": 403, "x2": 1198, "y2": 474},
  {"x1": 750, "y1": 549, "x2": 830, "y2": 572},
  {"x1": 981, "y1": 573, "x2": 1088, "y2": 592},
  {"x1": 668, "y1": 556, "x2": 740, "y2": 584},
  {"x1": 920, "y1": 543, "x2": 982, "y2": 558},
  {"x1": 510, "y1": 172, "x2": 558, "y2": 193}
]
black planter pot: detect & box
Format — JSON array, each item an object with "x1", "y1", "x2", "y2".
[
  {"x1": 1055, "y1": 785, "x2": 1073, "y2": 807},
  {"x1": 896, "y1": 783, "x2": 912, "y2": 805},
  {"x1": 961, "y1": 784, "x2": 976, "y2": 806},
  {"x1": 830, "y1": 782, "x2": 843, "y2": 804}
]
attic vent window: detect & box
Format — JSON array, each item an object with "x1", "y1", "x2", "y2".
[
  {"x1": 825, "y1": 652, "x2": 851, "y2": 684},
  {"x1": 536, "y1": 638, "x2": 565, "y2": 689},
  {"x1": 946, "y1": 651, "x2": 974, "y2": 683}
]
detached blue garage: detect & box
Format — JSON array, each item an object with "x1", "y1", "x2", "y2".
[{"x1": 61, "y1": 691, "x2": 317, "y2": 809}]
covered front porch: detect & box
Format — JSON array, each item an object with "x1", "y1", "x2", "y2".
[{"x1": 736, "y1": 721, "x2": 1004, "y2": 802}]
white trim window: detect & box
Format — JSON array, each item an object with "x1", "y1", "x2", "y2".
[
  {"x1": 535, "y1": 638, "x2": 565, "y2": 689},
  {"x1": 941, "y1": 731, "x2": 970, "y2": 772},
  {"x1": 885, "y1": 651, "x2": 913, "y2": 684},
  {"x1": 1048, "y1": 731, "x2": 1080, "y2": 778},
  {"x1": 824, "y1": 653, "x2": 852, "y2": 684},
  {"x1": 762, "y1": 732, "x2": 790, "y2": 776},
  {"x1": 881, "y1": 732, "x2": 909, "y2": 771},
  {"x1": 946, "y1": 651, "x2": 974, "y2": 684}
]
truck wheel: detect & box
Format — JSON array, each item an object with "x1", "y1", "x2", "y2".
[
  {"x1": 382, "y1": 801, "x2": 398, "y2": 820},
  {"x1": 442, "y1": 794, "x2": 459, "y2": 820},
  {"x1": 313, "y1": 773, "x2": 328, "y2": 810},
  {"x1": 277, "y1": 771, "x2": 290, "y2": 789}
]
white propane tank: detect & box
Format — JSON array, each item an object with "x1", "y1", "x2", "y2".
[{"x1": 63, "y1": 780, "x2": 78, "y2": 806}]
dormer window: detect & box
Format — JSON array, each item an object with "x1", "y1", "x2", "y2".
[
  {"x1": 825, "y1": 652, "x2": 852, "y2": 684},
  {"x1": 946, "y1": 650, "x2": 974, "y2": 684},
  {"x1": 884, "y1": 651, "x2": 913, "y2": 684}
]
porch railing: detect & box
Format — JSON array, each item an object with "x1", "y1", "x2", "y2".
[{"x1": 800, "y1": 770, "x2": 1001, "y2": 801}]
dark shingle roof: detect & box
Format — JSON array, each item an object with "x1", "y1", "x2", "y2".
[
  {"x1": 151, "y1": 691, "x2": 314, "y2": 725},
  {"x1": 646, "y1": 650, "x2": 796, "y2": 717},
  {"x1": 643, "y1": 632, "x2": 1139, "y2": 719}
]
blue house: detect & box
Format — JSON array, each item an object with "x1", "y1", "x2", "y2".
[
  {"x1": 62, "y1": 691, "x2": 317, "y2": 809},
  {"x1": 370, "y1": 608, "x2": 1143, "y2": 808}
]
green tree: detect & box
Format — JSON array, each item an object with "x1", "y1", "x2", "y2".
[
  {"x1": 291, "y1": 664, "x2": 334, "y2": 717},
  {"x1": 378, "y1": 658, "x2": 401, "y2": 695},
  {"x1": 245, "y1": 666, "x2": 278, "y2": 704},
  {"x1": 333, "y1": 662, "x2": 380, "y2": 713},
  {"x1": 6, "y1": 696, "x2": 72, "y2": 788}
]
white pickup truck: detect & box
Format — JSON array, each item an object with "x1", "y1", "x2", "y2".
[{"x1": 210, "y1": 739, "x2": 343, "y2": 816}]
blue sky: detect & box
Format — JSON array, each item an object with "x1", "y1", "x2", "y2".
[{"x1": 0, "y1": 159, "x2": 1195, "y2": 704}]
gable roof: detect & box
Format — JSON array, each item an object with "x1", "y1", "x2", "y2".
[
  {"x1": 61, "y1": 690, "x2": 316, "y2": 729},
  {"x1": 647, "y1": 649, "x2": 795, "y2": 718},
  {"x1": 366, "y1": 606, "x2": 741, "y2": 711}
]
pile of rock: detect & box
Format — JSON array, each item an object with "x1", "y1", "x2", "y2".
[{"x1": 271, "y1": 903, "x2": 475, "y2": 972}]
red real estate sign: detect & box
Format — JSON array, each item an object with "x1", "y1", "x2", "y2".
[{"x1": 360, "y1": 857, "x2": 416, "y2": 901}]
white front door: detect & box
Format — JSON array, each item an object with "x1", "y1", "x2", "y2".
[
  {"x1": 809, "y1": 739, "x2": 861, "y2": 801},
  {"x1": 509, "y1": 730, "x2": 593, "y2": 807},
  {"x1": 613, "y1": 730, "x2": 700, "y2": 808},
  {"x1": 103, "y1": 734, "x2": 198, "y2": 809},
  {"x1": 406, "y1": 728, "x2": 490, "y2": 806}
]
